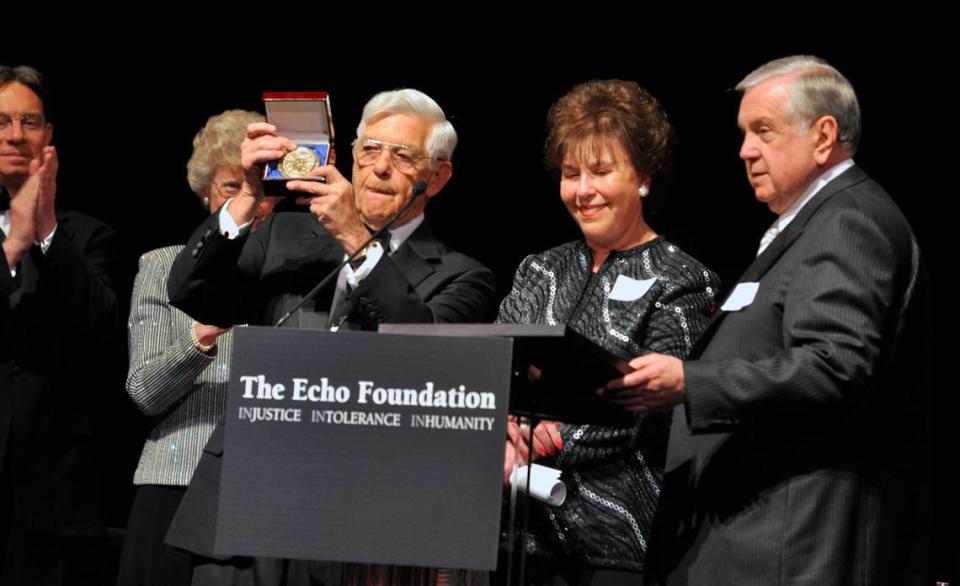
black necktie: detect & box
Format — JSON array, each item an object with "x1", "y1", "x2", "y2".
[
  {"x1": 349, "y1": 229, "x2": 391, "y2": 268},
  {"x1": 374, "y1": 229, "x2": 391, "y2": 250},
  {"x1": 329, "y1": 229, "x2": 391, "y2": 328}
]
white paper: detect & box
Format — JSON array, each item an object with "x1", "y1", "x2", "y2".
[
  {"x1": 509, "y1": 464, "x2": 566, "y2": 506},
  {"x1": 721, "y1": 282, "x2": 760, "y2": 311},
  {"x1": 609, "y1": 275, "x2": 657, "y2": 302}
]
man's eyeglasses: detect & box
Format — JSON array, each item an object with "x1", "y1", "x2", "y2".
[
  {"x1": 352, "y1": 138, "x2": 438, "y2": 173},
  {"x1": 0, "y1": 113, "x2": 46, "y2": 133}
]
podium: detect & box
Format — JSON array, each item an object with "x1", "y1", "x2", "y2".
[
  {"x1": 379, "y1": 324, "x2": 632, "y2": 425},
  {"x1": 380, "y1": 324, "x2": 635, "y2": 586},
  {"x1": 213, "y1": 324, "x2": 627, "y2": 582}
]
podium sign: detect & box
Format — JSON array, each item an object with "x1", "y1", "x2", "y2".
[{"x1": 215, "y1": 327, "x2": 512, "y2": 570}]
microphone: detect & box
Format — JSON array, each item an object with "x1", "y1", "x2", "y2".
[
  {"x1": 411, "y1": 179, "x2": 428, "y2": 197},
  {"x1": 273, "y1": 179, "x2": 429, "y2": 328}
]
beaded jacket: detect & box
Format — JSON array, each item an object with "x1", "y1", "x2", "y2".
[{"x1": 498, "y1": 237, "x2": 719, "y2": 571}]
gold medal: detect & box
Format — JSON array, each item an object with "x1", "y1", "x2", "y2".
[{"x1": 280, "y1": 147, "x2": 320, "y2": 178}]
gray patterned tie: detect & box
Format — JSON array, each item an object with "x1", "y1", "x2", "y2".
[{"x1": 757, "y1": 225, "x2": 780, "y2": 256}]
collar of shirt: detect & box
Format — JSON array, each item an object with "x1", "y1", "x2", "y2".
[
  {"x1": 377, "y1": 212, "x2": 423, "y2": 254},
  {"x1": 772, "y1": 159, "x2": 856, "y2": 234}
]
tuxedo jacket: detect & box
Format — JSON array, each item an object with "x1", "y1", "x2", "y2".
[
  {"x1": 163, "y1": 211, "x2": 496, "y2": 556},
  {"x1": 0, "y1": 209, "x2": 120, "y2": 536},
  {"x1": 648, "y1": 166, "x2": 933, "y2": 586}
]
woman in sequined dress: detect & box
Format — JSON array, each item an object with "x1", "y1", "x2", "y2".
[{"x1": 498, "y1": 80, "x2": 719, "y2": 585}]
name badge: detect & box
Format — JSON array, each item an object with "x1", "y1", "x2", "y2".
[
  {"x1": 609, "y1": 275, "x2": 656, "y2": 301},
  {"x1": 720, "y1": 282, "x2": 759, "y2": 311}
]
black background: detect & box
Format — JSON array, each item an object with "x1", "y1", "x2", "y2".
[{"x1": 7, "y1": 27, "x2": 954, "y2": 580}]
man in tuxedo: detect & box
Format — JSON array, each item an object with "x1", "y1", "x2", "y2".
[
  {"x1": 165, "y1": 88, "x2": 495, "y2": 584},
  {"x1": 167, "y1": 87, "x2": 494, "y2": 332},
  {"x1": 0, "y1": 65, "x2": 121, "y2": 585},
  {"x1": 604, "y1": 56, "x2": 932, "y2": 585}
]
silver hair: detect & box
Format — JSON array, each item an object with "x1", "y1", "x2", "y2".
[
  {"x1": 736, "y1": 55, "x2": 861, "y2": 152},
  {"x1": 186, "y1": 109, "x2": 264, "y2": 197},
  {"x1": 355, "y1": 89, "x2": 457, "y2": 162}
]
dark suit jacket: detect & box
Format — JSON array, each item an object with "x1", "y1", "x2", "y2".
[
  {"x1": 648, "y1": 166, "x2": 932, "y2": 586},
  {"x1": 163, "y1": 211, "x2": 496, "y2": 556},
  {"x1": 0, "y1": 209, "x2": 120, "y2": 536},
  {"x1": 167, "y1": 211, "x2": 495, "y2": 330}
]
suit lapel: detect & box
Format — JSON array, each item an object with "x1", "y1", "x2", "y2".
[
  {"x1": 8, "y1": 247, "x2": 42, "y2": 310},
  {"x1": 390, "y1": 220, "x2": 441, "y2": 293},
  {"x1": 739, "y1": 165, "x2": 867, "y2": 283},
  {"x1": 690, "y1": 166, "x2": 868, "y2": 358}
]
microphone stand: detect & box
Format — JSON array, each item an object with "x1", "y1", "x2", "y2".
[{"x1": 273, "y1": 180, "x2": 427, "y2": 328}]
